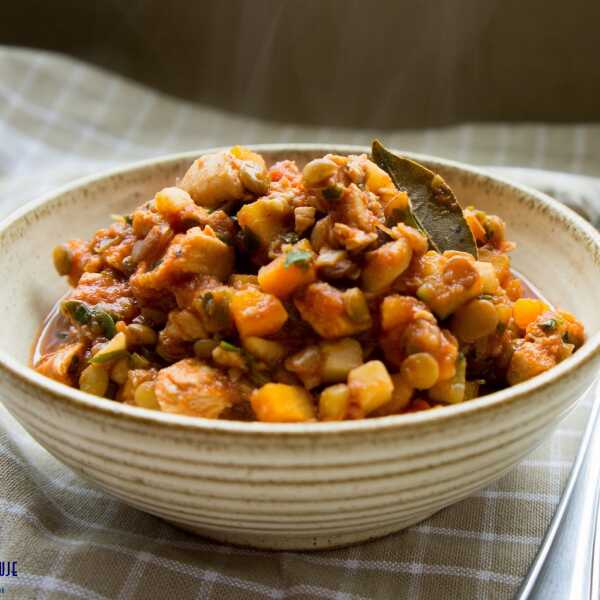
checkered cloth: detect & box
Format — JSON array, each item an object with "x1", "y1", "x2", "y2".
[{"x1": 0, "y1": 46, "x2": 599, "y2": 600}]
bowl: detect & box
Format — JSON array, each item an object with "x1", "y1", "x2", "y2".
[{"x1": 1, "y1": 144, "x2": 599, "y2": 551}]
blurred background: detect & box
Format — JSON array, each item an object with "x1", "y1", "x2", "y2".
[
  {"x1": 1, "y1": 0, "x2": 599, "y2": 217},
  {"x1": 3, "y1": 0, "x2": 600, "y2": 128}
]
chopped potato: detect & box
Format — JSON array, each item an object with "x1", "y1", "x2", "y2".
[
  {"x1": 242, "y1": 337, "x2": 287, "y2": 364},
  {"x1": 237, "y1": 195, "x2": 292, "y2": 254},
  {"x1": 320, "y1": 338, "x2": 363, "y2": 383},
  {"x1": 361, "y1": 238, "x2": 412, "y2": 293},
  {"x1": 348, "y1": 360, "x2": 394, "y2": 417},
  {"x1": 319, "y1": 384, "x2": 350, "y2": 421}
]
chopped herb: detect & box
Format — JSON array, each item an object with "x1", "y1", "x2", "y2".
[
  {"x1": 55, "y1": 331, "x2": 68, "y2": 340},
  {"x1": 63, "y1": 300, "x2": 94, "y2": 325},
  {"x1": 539, "y1": 319, "x2": 558, "y2": 333},
  {"x1": 496, "y1": 322, "x2": 507, "y2": 334},
  {"x1": 124, "y1": 215, "x2": 133, "y2": 226},
  {"x1": 479, "y1": 294, "x2": 495, "y2": 301},
  {"x1": 284, "y1": 249, "x2": 312, "y2": 270},
  {"x1": 61, "y1": 300, "x2": 116, "y2": 339},
  {"x1": 562, "y1": 332, "x2": 570, "y2": 343},
  {"x1": 220, "y1": 341, "x2": 241, "y2": 353}
]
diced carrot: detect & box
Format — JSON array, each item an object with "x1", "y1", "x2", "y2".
[
  {"x1": 258, "y1": 253, "x2": 316, "y2": 299},
  {"x1": 230, "y1": 288, "x2": 288, "y2": 338},
  {"x1": 513, "y1": 298, "x2": 549, "y2": 329},
  {"x1": 251, "y1": 383, "x2": 316, "y2": 422},
  {"x1": 466, "y1": 213, "x2": 486, "y2": 242}
]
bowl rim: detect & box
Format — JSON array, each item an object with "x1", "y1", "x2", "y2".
[{"x1": 1, "y1": 143, "x2": 600, "y2": 436}]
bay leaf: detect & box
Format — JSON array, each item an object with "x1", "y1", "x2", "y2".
[{"x1": 371, "y1": 140, "x2": 478, "y2": 258}]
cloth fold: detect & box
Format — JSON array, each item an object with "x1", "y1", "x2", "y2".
[{"x1": 0, "y1": 47, "x2": 598, "y2": 599}]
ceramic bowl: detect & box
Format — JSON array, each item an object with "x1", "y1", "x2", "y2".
[{"x1": 1, "y1": 145, "x2": 599, "y2": 551}]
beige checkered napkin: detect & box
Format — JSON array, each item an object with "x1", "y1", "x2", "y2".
[{"x1": 0, "y1": 46, "x2": 598, "y2": 600}]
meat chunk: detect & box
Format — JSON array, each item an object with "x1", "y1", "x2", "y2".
[
  {"x1": 507, "y1": 341, "x2": 557, "y2": 385},
  {"x1": 178, "y1": 151, "x2": 245, "y2": 209},
  {"x1": 68, "y1": 270, "x2": 138, "y2": 321},
  {"x1": 332, "y1": 184, "x2": 379, "y2": 233},
  {"x1": 34, "y1": 342, "x2": 84, "y2": 385},
  {"x1": 294, "y1": 282, "x2": 371, "y2": 339},
  {"x1": 131, "y1": 226, "x2": 234, "y2": 296},
  {"x1": 155, "y1": 358, "x2": 240, "y2": 418}
]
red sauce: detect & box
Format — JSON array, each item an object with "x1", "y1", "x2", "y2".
[{"x1": 30, "y1": 299, "x2": 77, "y2": 367}]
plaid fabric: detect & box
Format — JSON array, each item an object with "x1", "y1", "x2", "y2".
[{"x1": 0, "y1": 46, "x2": 598, "y2": 600}]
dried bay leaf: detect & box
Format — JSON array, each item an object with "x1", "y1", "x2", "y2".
[{"x1": 371, "y1": 140, "x2": 478, "y2": 258}]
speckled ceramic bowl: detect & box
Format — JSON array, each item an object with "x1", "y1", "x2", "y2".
[{"x1": 1, "y1": 145, "x2": 599, "y2": 550}]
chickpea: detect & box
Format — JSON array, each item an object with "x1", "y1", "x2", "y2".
[
  {"x1": 451, "y1": 299, "x2": 499, "y2": 343},
  {"x1": 343, "y1": 288, "x2": 370, "y2": 323},
  {"x1": 110, "y1": 356, "x2": 130, "y2": 385},
  {"x1": 443, "y1": 255, "x2": 478, "y2": 288},
  {"x1": 126, "y1": 323, "x2": 158, "y2": 346},
  {"x1": 400, "y1": 352, "x2": 439, "y2": 389},
  {"x1": 52, "y1": 244, "x2": 72, "y2": 276},
  {"x1": 193, "y1": 338, "x2": 219, "y2": 359},
  {"x1": 403, "y1": 320, "x2": 441, "y2": 355}
]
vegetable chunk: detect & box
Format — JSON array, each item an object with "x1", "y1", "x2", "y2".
[
  {"x1": 348, "y1": 361, "x2": 393, "y2": 418},
  {"x1": 251, "y1": 383, "x2": 316, "y2": 422},
  {"x1": 155, "y1": 358, "x2": 240, "y2": 418},
  {"x1": 230, "y1": 288, "x2": 288, "y2": 338},
  {"x1": 295, "y1": 282, "x2": 371, "y2": 339}
]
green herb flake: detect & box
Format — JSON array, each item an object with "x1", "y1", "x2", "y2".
[
  {"x1": 61, "y1": 300, "x2": 116, "y2": 339},
  {"x1": 562, "y1": 332, "x2": 571, "y2": 343},
  {"x1": 284, "y1": 249, "x2": 312, "y2": 270},
  {"x1": 220, "y1": 341, "x2": 241, "y2": 353},
  {"x1": 479, "y1": 294, "x2": 495, "y2": 301},
  {"x1": 62, "y1": 300, "x2": 93, "y2": 325}
]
